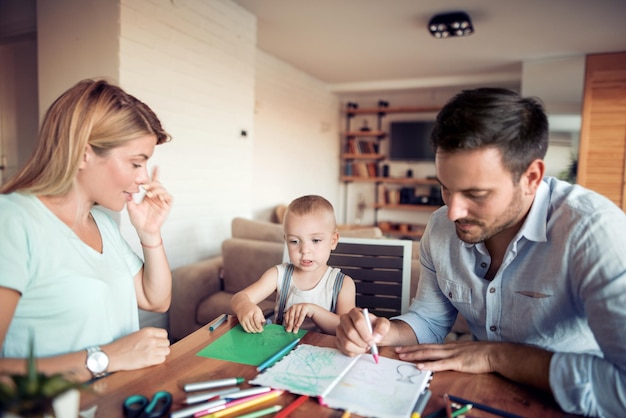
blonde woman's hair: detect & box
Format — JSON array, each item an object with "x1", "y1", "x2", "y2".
[
  {"x1": 1, "y1": 79, "x2": 171, "y2": 195},
  {"x1": 285, "y1": 195, "x2": 337, "y2": 229}
]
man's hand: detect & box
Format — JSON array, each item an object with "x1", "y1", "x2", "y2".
[
  {"x1": 395, "y1": 341, "x2": 496, "y2": 373},
  {"x1": 336, "y1": 307, "x2": 389, "y2": 356},
  {"x1": 396, "y1": 341, "x2": 553, "y2": 393}
]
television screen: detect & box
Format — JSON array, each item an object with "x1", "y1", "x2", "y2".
[{"x1": 388, "y1": 121, "x2": 436, "y2": 161}]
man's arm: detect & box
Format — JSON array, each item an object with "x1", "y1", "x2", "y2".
[{"x1": 395, "y1": 340, "x2": 553, "y2": 392}]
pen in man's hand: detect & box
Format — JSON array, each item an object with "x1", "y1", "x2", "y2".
[{"x1": 362, "y1": 308, "x2": 379, "y2": 364}]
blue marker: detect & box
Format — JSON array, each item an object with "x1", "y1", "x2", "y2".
[{"x1": 257, "y1": 338, "x2": 301, "y2": 372}]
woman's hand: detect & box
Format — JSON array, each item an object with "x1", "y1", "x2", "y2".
[
  {"x1": 127, "y1": 166, "x2": 173, "y2": 242},
  {"x1": 104, "y1": 327, "x2": 171, "y2": 372}
]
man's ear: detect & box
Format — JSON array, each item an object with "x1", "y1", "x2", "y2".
[{"x1": 523, "y1": 159, "x2": 545, "y2": 195}]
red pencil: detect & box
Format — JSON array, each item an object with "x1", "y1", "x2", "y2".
[{"x1": 275, "y1": 395, "x2": 309, "y2": 418}]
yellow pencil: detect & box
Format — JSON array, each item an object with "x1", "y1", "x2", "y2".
[
  {"x1": 199, "y1": 390, "x2": 284, "y2": 418},
  {"x1": 341, "y1": 410, "x2": 351, "y2": 418}
]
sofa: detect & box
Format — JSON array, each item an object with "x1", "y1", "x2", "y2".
[{"x1": 169, "y1": 217, "x2": 470, "y2": 342}]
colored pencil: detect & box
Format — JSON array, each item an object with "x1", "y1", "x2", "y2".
[
  {"x1": 443, "y1": 393, "x2": 453, "y2": 418},
  {"x1": 185, "y1": 387, "x2": 241, "y2": 404},
  {"x1": 222, "y1": 386, "x2": 271, "y2": 400},
  {"x1": 362, "y1": 308, "x2": 379, "y2": 364},
  {"x1": 256, "y1": 338, "x2": 301, "y2": 372},
  {"x1": 411, "y1": 389, "x2": 432, "y2": 418},
  {"x1": 451, "y1": 404, "x2": 473, "y2": 417},
  {"x1": 197, "y1": 390, "x2": 284, "y2": 418},
  {"x1": 274, "y1": 395, "x2": 309, "y2": 418},
  {"x1": 184, "y1": 377, "x2": 245, "y2": 392},
  {"x1": 236, "y1": 405, "x2": 283, "y2": 418},
  {"x1": 170, "y1": 399, "x2": 226, "y2": 418},
  {"x1": 208, "y1": 314, "x2": 228, "y2": 331},
  {"x1": 447, "y1": 395, "x2": 524, "y2": 418}
]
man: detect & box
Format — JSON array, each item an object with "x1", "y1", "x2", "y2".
[{"x1": 336, "y1": 88, "x2": 626, "y2": 416}]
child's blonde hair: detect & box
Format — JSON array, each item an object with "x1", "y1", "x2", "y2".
[{"x1": 285, "y1": 195, "x2": 337, "y2": 229}]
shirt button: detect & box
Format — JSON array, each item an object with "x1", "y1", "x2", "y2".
[
  {"x1": 490, "y1": 325, "x2": 497, "y2": 332},
  {"x1": 448, "y1": 292, "x2": 453, "y2": 298},
  {"x1": 489, "y1": 287, "x2": 496, "y2": 293},
  {"x1": 480, "y1": 262, "x2": 487, "y2": 268}
]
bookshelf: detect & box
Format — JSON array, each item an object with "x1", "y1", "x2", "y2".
[{"x1": 341, "y1": 102, "x2": 442, "y2": 240}]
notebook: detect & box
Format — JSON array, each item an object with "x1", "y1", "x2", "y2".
[{"x1": 249, "y1": 344, "x2": 432, "y2": 418}]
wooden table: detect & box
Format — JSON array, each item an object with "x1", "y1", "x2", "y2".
[{"x1": 80, "y1": 317, "x2": 572, "y2": 417}]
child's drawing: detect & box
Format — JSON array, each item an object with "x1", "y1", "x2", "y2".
[
  {"x1": 397, "y1": 363, "x2": 423, "y2": 383},
  {"x1": 249, "y1": 344, "x2": 432, "y2": 418}
]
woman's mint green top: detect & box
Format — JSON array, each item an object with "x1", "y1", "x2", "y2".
[{"x1": 0, "y1": 193, "x2": 143, "y2": 357}]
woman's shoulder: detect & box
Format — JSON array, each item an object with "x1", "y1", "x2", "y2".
[{"x1": 0, "y1": 192, "x2": 38, "y2": 221}]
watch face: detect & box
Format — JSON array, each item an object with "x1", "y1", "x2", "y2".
[{"x1": 87, "y1": 350, "x2": 109, "y2": 374}]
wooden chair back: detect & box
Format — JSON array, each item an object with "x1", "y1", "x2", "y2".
[{"x1": 329, "y1": 237, "x2": 412, "y2": 317}]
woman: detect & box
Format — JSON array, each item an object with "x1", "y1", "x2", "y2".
[{"x1": 0, "y1": 79, "x2": 173, "y2": 381}]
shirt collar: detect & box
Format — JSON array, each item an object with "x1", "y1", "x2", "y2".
[{"x1": 518, "y1": 179, "x2": 549, "y2": 243}]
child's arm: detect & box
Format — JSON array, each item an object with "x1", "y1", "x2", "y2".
[
  {"x1": 283, "y1": 275, "x2": 356, "y2": 335},
  {"x1": 230, "y1": 266, "x2": 278, "y2": 333}
]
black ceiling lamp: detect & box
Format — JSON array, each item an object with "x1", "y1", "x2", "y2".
[{"x1": 428, "y1": 11, "x2": 474, "y2": 38}]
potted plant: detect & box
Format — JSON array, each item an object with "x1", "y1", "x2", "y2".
[{"x1": 0, "y1": 339, "x2": 83, "y2": 418}]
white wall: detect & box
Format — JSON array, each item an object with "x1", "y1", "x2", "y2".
[
  {"x1": 252, "y1": 50, "x2": 340, "y2": 220},
  {"x1": 35, "y1": 0, "x2": 342, "y2": 265},
  {"x1": 117, "y1": 0, "x2": 258, "y2": 269}
]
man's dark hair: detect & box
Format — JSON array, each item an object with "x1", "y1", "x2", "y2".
[{"x1": 430, "y1": 87, "x2": 549, "y2": 181}]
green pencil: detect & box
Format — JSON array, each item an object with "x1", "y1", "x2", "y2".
[
  {"x1": 451, "y1": 404, "x2": 473, "y2": 417},
  {"x1": 236, "y1": 405, "x2": 282, "y2": 418}
]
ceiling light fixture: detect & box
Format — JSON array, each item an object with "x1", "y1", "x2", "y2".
[{"x1": 428, "y1": 11, "x2": 474, "y2": 39}]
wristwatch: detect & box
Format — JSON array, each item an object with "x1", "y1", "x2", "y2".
[{"x1": 85, "y1": 346, "x2": 109, "y2": 379}]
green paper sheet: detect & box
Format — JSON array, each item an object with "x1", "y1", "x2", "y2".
[{"x1": 196, "y1": 324, "x2": 307, "y2": 366}]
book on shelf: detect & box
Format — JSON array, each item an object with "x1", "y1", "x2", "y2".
[
  {"x1": 366, "y1": 161, "x2": 378, "y2": 177},
  {"x1": 357, "y1": 139, "x2": 377, "y2": 154},
  {"x1": 354, "y1": 162, "x2": 369, "y2": 177},
  {"x1": 347, "y1": 162, "x2": 378, "y2": 178},
  {"x1": 347, "y1": 139, "x2": 357, "y2": 154},
  {"x1": 250, "y1": 344, "x2": 432, "y2": 418},
  {"x1": 377, "y1": 184, "x2": 387, "y2": 204}
]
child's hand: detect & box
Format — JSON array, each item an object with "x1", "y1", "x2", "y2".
[
  {"x1": 237, "y1": 303, "x2": 266, "y2": 333},
  {"x1": 283, "y1": 303, "x2": 316, "y2": 333}
]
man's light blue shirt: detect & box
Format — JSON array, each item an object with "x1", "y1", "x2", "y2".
[{"x1": 396, "y1": 177, "x2": 626, "y2": 416}]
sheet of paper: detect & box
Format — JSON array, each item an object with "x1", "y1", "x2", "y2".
[
  {"x1": 249, "y1": 344, "x2": 431, "y2": 418},
  {"x1": 322, "y1": 354, "x2": 430, "y2": 418},
  {"x1": 250, "y1": 344, "x2": 359, "y2": 396},
  {"x1": 196, "y1": 324, "x2": 306, "y2": 366}
]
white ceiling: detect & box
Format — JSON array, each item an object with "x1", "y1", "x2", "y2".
[{"x1": 233, "y1": 0, "x2": 626, "y2": 93}]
